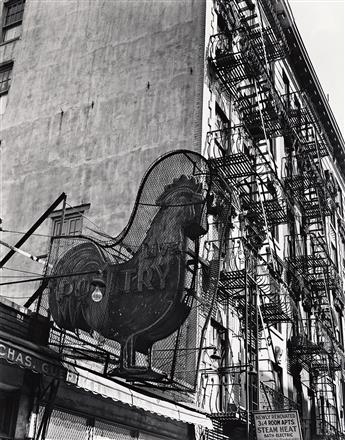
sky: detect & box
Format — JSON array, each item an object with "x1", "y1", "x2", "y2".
[{"x1": 288, "y1": 0, "x2": 345, "y2": 137}]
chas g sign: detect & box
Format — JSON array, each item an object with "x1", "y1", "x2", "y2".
[{"x1": 254, "y1": 411, "x2": 302, "y2": 440}]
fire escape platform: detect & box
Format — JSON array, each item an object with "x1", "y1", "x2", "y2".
[
  {"x1": 249, "y1": 27, "x2": 286, "y2": 62},
  {"x1": 288, "y1": 336, "x2": 326, "y2": 368},
  {"x1": 219, "y1": 268, "x2": 247, "y2": 290},
  {"x1": 301, "y1": 137, "x2": 329, "y2": 159},
  {"x1": 260, "y1": 298, "x2": 293, "y2": 324},
  {"x1": 209, "y1": 153, "x2": 254, "y2": 180},
  {"x1": 241, "y1": 195, "x2": 288, "y2": 226},
  {"x1": 213, "y1": 51, "x2": 251, "y2": 84},
  {"x1": 210, "y1": 27, "x2": 285, "y2": 86},
  {"x1": 284, "y1": 166, "x2": 335, "y2": 218},
  {"x1": 260, "y1": 382, "x2": 300, "y2": 411},
  {"x1": 237, "y1": 98, "x2": 284, "y2": 139}
]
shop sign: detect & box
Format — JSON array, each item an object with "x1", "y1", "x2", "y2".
[
  {"x1": 0, "y1": 340, "x2": 66, "y2": 379},
  {"x1": 254, "y1": 411, "x2": 302, "y2": 440}
]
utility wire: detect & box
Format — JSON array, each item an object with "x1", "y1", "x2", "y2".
[
  {"x1": 65, "y1": 201, "x2": 104, "y2": 233},
  {"x1": 0, "y1": 228, "x2": 53, "y2": 238},
  {"x1": 0, "y1": 269, "x2": 100, "y2": 287},
  {"x1": 0, "y1": 294, "x2": 36, "y2": 299},
  {"x1": 0, "y1": 275, "x2": 44, "y2": 279},
  {"x1": 1, "y1": 266, "x2": 43, "y2": 276},
  {"x1": 0, "y1": 238, "x2": 50, "y2": 267}
]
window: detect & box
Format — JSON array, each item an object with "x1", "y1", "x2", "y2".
[
  {"x1": 282, "y1": 70, "x2": 290, "y2": 109},
  {"x1": 2, "y1": 0, "x2": 25, "y2": 42},
  {"x1": 339, "y1": 192, "x2": 344, "y2": 218},
  {"x1": 331, "y1": 243, "x2": 338, "y2": 269},
  {"x1": 336, "y1": 309, "x2": 344, "y2": 348},
  {"x1": 0, "y1": 62, "x2": 12, "y2": 116},
  {"x1": 215, "y1": 102, "x2": 229, "y2": 130},
  {"x1": 0, "y1": 62, "x2": 12, "y2": 94},
  {"x1": 341, "y1": 238, "x2": 345, "y2": 272},
  {"x1": 217, "y1": 12, "x2": 228, "y2": 34},
  {"x1": 215, "y1": 102, "x2": 230, "y2": 153},
  {"x1": 269, "y1": 138, "x2": 277, "y2": 160},
  {"x1": 51, "y1": 204, "x2": 90, "y2": 237},
  {"x1": 270, "y1": 225, "x2": 279, "y2": 242},
  {"x1": 52, "y1": 214, "x2": 83, "y2": 236}
]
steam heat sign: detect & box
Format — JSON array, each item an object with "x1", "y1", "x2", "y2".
[{"x1": 254, "y1": 411, "x2": 302, "y2": 440}]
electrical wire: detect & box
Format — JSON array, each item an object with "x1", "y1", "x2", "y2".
[
  {"x1": 0, "y1": 277, "x2": 47, "y2": 286},
  {"x1": 65, "y1": 201, "x2": 104, "y2": 233},
  {"x1": 0, "y1": 269, "x2": 100, "y2": 286},
  {"x1": 0, "y1": 228, "x2": 53, "y2": 238},
  {"x1": 0, "y1": 294, "x2": 36, "y2": 299},
  {"x1": 1, "y1": 266, "x2": 43, "y2": 276},
  {"x1": 0, "y1": 275, "x2": 43, "y2": 279}
]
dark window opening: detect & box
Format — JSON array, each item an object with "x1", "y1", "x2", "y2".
[
  {"x1": 270, "y1": 225, "x2": 279, "y2": 242},
  {"x1": 282, "y1": 70, "x2": 290, "y2": 109},
  {"x1": 338, "y1": 189, "x2": 344, "y2": 217},
  {"x1": 0, "y1": 62, "x2": 13, "y2": 95},
  {"x1": 0, "y1": 390, "x2": 18, "y2": 438},
  {"x1": 215, "y1": 102, "x2": 230, "y2": 154},
  {"x1": 270, "y1": 138, "x2": 277, "y2": 160},
  {"x1": 336, "y1": 309, "x2": 344, "y2": 348},
  {"x1": 215, "y1": 102, "x2": 229, "y2": 128},
  {"x1": 0, "y1": 62, "x2": 13, "y2": 116},
  {"x1": 217, "y1": 12, "x2": 228, "y2": 35},
  {"x1": 331, "y1": 243, "x2": 338, "y2": 269}
]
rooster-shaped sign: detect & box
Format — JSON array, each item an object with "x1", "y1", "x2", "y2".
[{"x1": 48, "y1": 150, "x2": 211, "y2": 356}]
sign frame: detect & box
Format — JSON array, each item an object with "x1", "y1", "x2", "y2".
[
  {"x1": 253, "y1": 410, "x2": 303, "y2": 440},
  {"x1": 0, "y1": 338, "x2": 66, "y2": 380}
]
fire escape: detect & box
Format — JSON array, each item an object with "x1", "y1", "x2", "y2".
[
  {"x1": 204, "y1": 0, "x2": 345, "y2": 438},
  {"x1": 284, "y1": 151, "x2": 344, "y2": 439}
]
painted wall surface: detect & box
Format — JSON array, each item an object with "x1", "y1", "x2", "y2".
[{"x1": 0, "y1": 0, "x2": 206, "y2": 301}]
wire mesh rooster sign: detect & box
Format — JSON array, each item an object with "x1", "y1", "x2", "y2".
[{"x1": 47, "y1": 150, "x2": 212, "y2": 379}]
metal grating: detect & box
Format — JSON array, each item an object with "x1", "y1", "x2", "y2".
[
  {"x1": 288, "y1": 335, "x2": 326, "y2": 369},
  {"x1": 208, "y1": 152, "x2": 254, "y2": 180},
  {"x1": 260, "y1": 382, "x2": 300, "y2": 412}
]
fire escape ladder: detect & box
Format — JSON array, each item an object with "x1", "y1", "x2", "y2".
[
  {"x1": 257, "y1": 0, "x2": 289, "y2": 54},
  {"x1": 206, "y1": 1, "x2": 334, "y2": 438},
  {"x1": 304, "y1": 170, "x2": 342, "y2": 437},
  {"x1": 312, "y1": 330, "x2": 342, "y2": 437}
]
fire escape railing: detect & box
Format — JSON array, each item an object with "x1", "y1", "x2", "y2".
[{"x1": 205, "y1": 0, "x2": 344, "y2": 438}]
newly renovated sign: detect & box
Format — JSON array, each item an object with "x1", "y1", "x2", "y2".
[{"x1": 254, "y1": 411, "x2": 302, "y2": 440}]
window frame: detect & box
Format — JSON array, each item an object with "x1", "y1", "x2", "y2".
[
  {"x1": 0, "y1": 61, "x2": 13, "y2": 96},
  {"x1": 2, "y1": 0, "x2": 25, "y2": 43},
  {"x1": 50, "y1": 204, "x2": 90, "y2": 237}
]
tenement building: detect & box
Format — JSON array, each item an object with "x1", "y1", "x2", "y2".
[{"x1": 0, "y1": 1, "x2": 344, "y2": 439}]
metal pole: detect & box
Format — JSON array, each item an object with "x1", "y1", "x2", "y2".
[
  {"x1": 0, "y1": 239, "x2": 52, "y2": 267},
  {"x1": 0, "y1": 193, "x2": 66, "y2": 268},
  {"x1": 244, "y1": 255, "x2": 250, "y2": 440}
]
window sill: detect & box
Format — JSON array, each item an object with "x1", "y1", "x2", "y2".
[{"x1": 0, "y1": 36, "x2": 20, "y2": 47}]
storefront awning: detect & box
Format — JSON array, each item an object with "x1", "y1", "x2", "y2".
[
  {"x1": 0, "y1": 330, "x2": 66, "y2": 380},
  {"x1": 73, "y1": 367, "x2": 213, "y2": 429}
]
